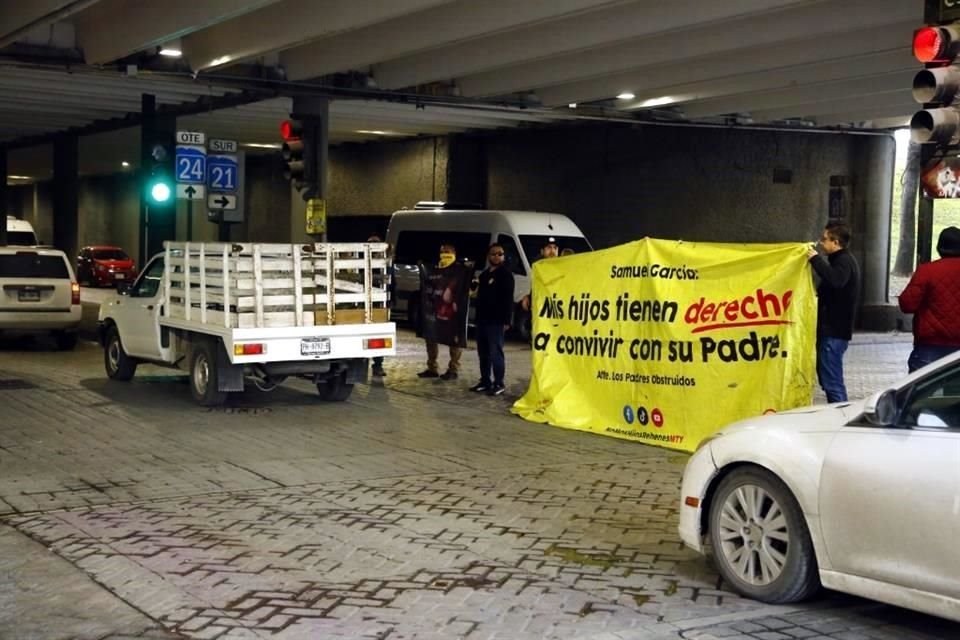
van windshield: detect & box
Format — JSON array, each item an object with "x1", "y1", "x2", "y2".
[
  {"x1": 519, "y1": 235, "x2": 592, "y2": 266},
  {"x1": 7, "y1": 231, "x2": 38, "y2": 246}
]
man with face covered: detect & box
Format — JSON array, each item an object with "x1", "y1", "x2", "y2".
[{"x1": 418, "y1": 242, "x2": 464, "y2": 380}]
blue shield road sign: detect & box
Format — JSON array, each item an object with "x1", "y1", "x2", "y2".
[
  {"x1": 207, "y1": 155, "x2": 239, "y2": 193},
  {"x1": 175, "y1": 146, "x2": 206, "y2": 184}
]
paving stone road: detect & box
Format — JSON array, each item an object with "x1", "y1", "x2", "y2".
[{"x1": 0, "y1": 329, "x2": 957, "y2": 640}]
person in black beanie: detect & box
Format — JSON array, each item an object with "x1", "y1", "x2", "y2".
[
  {"x1": 899, "y1": 226, "x2": 960, "y2": 372},
  {"x1": 807, "y1": 222, "x2": 860, "y2": 403}
]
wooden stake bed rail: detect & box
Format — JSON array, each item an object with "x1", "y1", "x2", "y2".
[{"x1": 162, "y1": 242, "x2": 391, "y2": 330}]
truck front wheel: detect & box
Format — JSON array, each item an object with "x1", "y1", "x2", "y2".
[
  {"x1": 104, "y1": 326, "x2": 137, "y2": 381},
  {"x1": 317, "y1": 373, "x2": 354, "y2": 402},
  {"x1": 190, "y1": 341, "x2": 228, "y2": 406}
]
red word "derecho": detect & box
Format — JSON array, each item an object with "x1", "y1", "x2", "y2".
[{"x1": 683, "y1": 289, "x2": 793, "y2": 333}]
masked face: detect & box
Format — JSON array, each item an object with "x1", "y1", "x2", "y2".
[{"x1": 439, "y1": 252, "x2": 456, "y2": 268}]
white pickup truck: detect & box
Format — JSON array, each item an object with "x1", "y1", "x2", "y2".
[{"x1": 98, "y1": 241, "x2": 395, "y2": 406}]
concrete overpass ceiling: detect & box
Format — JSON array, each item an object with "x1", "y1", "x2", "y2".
[{"x1": 0, "y1": 0, "x2": 928, "y2": 176}]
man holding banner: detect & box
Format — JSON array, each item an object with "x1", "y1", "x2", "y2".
[
  {"x1": 807, "y1": 222, "x2": 860, "y2": 403},
  {"x1": 417, "y1": 243, "x2": 471, "y2": 380}
]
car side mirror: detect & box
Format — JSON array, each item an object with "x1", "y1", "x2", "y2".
[
  {"x1": 862, "y1": 389, "x2": 897, "y2": 426},
  {"x1": 117, "y1": 281, "x2": 132, "y2": 295}
]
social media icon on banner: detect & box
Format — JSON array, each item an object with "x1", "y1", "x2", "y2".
[
  {"x1": 652, "y1": 408, "x2": 664, "y2": 428},
  {"x1": 637, "y1": 406, "x2": 649, "y2": 425},
  {"x1": 623, "y1": 405, "x2": 634, "y2": 424}
]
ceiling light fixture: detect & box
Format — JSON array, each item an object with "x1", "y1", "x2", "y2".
[
  {"x1": 639, "y1": 96, "x2": 675, "y2": 108},
  {"x1": 356, "y1": 130, "x2": 401, "y2": 136},
  {"x1": 243, "y1": 143, "x2": 282, "y2": 149},
  {"x1": 616, "y1": 92, "x2": 636, "y2": 100},
  {"x1": 121, "y1": 161, "x2": 130, "y2": 167},
  {"x1": 7, "y1": 175, "x2": 32, "y2": 180},
  {"x1": 158, "y1": 39, "x2": 182, "y2": 58},
  {"x1": 568, "y1": 103, "x2": 578, "y2": 108}
]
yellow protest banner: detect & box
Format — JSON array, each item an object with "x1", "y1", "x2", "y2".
[{"x1": 512, "y1": 238, "x2": 816, "y2": 452}]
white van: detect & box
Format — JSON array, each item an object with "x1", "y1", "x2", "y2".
[
  {"x1": 386, "y1": 203, "x2": 592, "y2": 334},
  {"x1": 5, "y1": 215, "x2": 39, "y2": 246}
]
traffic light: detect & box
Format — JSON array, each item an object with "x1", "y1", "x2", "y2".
[
  {"x1": 146, "y1": 142, "x2": 173, "y2": 205},
  {"x1": 911, "y1": 22, "x2": 960, "y2": 145},
  {"x1": 281, "y1": 117, "x2": 319, "y2": 201}
]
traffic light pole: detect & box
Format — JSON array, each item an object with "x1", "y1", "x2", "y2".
[{"x1": 917, "y1": 145, "x2": 935, "y2": 267}]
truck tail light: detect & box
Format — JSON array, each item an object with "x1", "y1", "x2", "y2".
[
  {"x1": 364, "y1": 337, "x2": 393, "y2": 349},
  {"x1": 234, "y1": 343, "x2": 265, "y2": 355},
  {"x1": 71, "y1": 282, "x2": 80, "y2": 305}
]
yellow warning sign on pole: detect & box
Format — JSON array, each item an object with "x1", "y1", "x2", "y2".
[{"x1": 305, "y1": 198, "x2": 327, "y2": 235}]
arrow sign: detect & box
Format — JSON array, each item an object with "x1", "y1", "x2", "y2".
[
  {"x1": 207, "y1": 193, "x2": 237, "y2": 210},
  {"x1": 176, "y1": 183, "x2": 205, "y2": 200}
]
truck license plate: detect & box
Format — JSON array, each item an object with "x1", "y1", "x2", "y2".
[{"x1": 301, "y1": 337, "x2": 331, "y2": 356}]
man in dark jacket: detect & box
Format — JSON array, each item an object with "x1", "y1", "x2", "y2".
[
  {"x1": 470, "y1": 243, "x2": 515, "y2": 396},
  {"x1": 899, "y1": 226, "x2": 960, "y2": 372},
  {"x1": 807, "y1": 222, "x2": 860, "y2": 403}
]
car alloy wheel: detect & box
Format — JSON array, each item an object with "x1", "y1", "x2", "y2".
[
  {"x1": 708, "y1": 466, "x2": 820, "y2": 604},
  {"x1": 716, "y1": 484, "x2": 789, "y2": 586}
]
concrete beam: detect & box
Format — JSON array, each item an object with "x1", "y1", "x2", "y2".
[
  {"x1": 184, "y1": 0, "x2": 457, "y2": 72},
  {"x1": 458, "y1": 0, "x2": 917, "y2": 98},
  {"x1": 537, "y1": 20, "x2": 912, "y2": 106},
  {"x1": 0, "y1": 0, "x2": 94, "y2": 47},
  {"x1": 618, "y1": 48, "x2": 914, "y2": 112},
  {"x1": 73, "y1": 0, "x2": 280, "y2": 65},
  {"x1": 281, "y1": 0, "x2": 622, "y2": 81},
  {"x1": 372, "y1": 0, "x2": 812, "y2": 90},
  {"x1": 752, "y1": 89, "x2": 914, "y2": 122},
  {"x1": 816, "y1": 103, "x2": 920, "y2": 127},
  {"x1": 681, "y1": 70, "x2": 916, "y2": 119}
]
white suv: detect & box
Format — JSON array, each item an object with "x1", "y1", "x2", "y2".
[{"x1": 0, "y1": 247, "x2": 81, "y2": 349}]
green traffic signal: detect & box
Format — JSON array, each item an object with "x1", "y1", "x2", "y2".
[{"x1": 149, "y1": 180, "x2": 172, "y2": 204}]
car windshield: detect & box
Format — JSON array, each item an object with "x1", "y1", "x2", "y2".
[
  {"x1": 92, "y1": 249, "x2": 129, "y2": 260},
  {"x1": 7, "y1": 231, "x2": 37, "y2": 246},
  {"x1": 519, "y1": 235, "x2": 592, "y2": 266},
  {"x1": 0, "y1": 253, "x2": 69, "y2": 278}
]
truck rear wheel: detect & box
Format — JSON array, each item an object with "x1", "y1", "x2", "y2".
[
  {"x1": 190, "y1": 341, "x2": 228, "y2": 406},
  {"x1": 104, "y1": 326, "x2": 137, "y2": 380},
  {"x1": 317, "y1": 373, "x2": 353, "y2": 402}
]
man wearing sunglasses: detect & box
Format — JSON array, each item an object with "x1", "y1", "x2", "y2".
[{"x1": 470, "y1": 243, "x2": 515, "y2": 396}]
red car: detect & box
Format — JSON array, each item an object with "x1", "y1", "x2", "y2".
[{"x1": 76, "y1": 246, "x2": 138, "y2": 288}]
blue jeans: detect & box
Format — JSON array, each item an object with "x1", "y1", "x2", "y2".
[
  {"x1": 476, "y1": 323, "x2": 506, "y2": 385},
  {"x1": 817, "y1": 337, "x2": 849, "y2": 403},
  {"x1": 908, "y1": 344, "x2": 960, "y2": 373}
]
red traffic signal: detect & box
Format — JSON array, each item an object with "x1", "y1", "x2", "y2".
[
  {"x1": 914, "y1": 25, "x2": 960, "y2": 64},
  {"x1": 280, "y1": 119, "x2": 302, "y2": 141}
]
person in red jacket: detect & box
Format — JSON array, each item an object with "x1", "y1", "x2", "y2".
[{"x1": 899, "y1": 226, "x2": 960, "y2": 372}]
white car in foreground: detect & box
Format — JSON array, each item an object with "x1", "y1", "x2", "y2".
[{"x1": 679, "y1": 352, "x2": 960, "y2": 622}]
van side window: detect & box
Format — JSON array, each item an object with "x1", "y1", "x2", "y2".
[
  {"x1": 497, "y1": 235, "x2": 526, "y2": 276},
  {"x1": 395, "y1": 231, "x2": 490, "y2": 267}
]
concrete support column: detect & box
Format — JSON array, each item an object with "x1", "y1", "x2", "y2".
[
  {"x1": 446, "y1": 134, "x2": 486, "y2": 208},
  {"x1": 852, "y1": 135, "x2": 895, "y2": 307},
  {"x1": 53, "y1": 134, "x2": 79, "y2": 261},
  {"x1": 0, "y1": 149, "x2": 7, "y2": 245}
]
